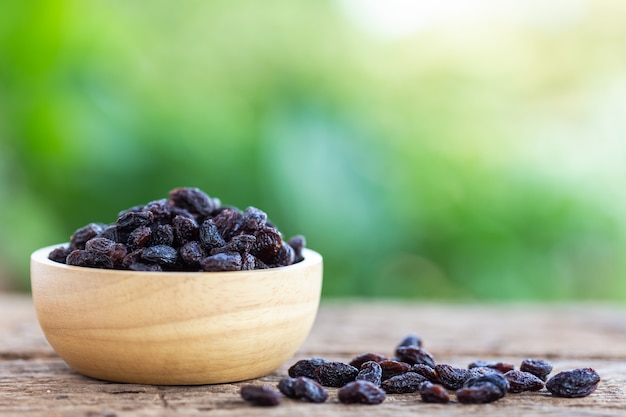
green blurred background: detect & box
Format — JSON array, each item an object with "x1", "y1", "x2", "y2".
[{"x1": 1, "y1": 0, "x2": 626, "y2": 300}]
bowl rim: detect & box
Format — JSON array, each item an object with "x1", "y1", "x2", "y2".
[{"x1": 32, "y1": 243, "x2": 322, "y2": 276}]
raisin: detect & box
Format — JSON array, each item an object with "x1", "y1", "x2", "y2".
[
  {"x1": 128, "y1": 226, "x2": 152, "y2": 250},
  {"x1": 251, "y1": 227, "x2": 283, "y2": 261},
  {"x1": 85, "y1": 238, "x2": 127, "y2": 268},
  {"x1": 395, "y1": 346, "x2": 436, "y2": 368},
  {"x1": 69, "y1": 223, "x2": 106, "y2": 250},
  {"x1": 288, "y1": 235, "x2": 306, "y2": 263},
  {"x1": 141, "y1": 245, "x2": 178, "y2": 266},
  {"x1": 396, "y1": 333, "x2": 423, "y2": 352},
  {"x1": 349, "y1": 353, "x2": 388, "y2": 369},
  {"x1": 48, "y1": 246, "x2": 71, "y2": 264},
  {"x1": 241, "y1": 253, "x2": 257, "y2": 271},
  {"x1": 179, "y1": 241, "x2": 207, "y2": 267},
  {"x1": 97, "y1": 225, "x2": 124, "y2": 243},
  {"x1": 168, "y1": 187, "x2": 217, "y2": 218},
  {"x1": 240, "y1": 385, "x2": 281, "y2": 407},
  {"x1": 338, "y1": 380, "x2": 386, "y2": 405},
  {"x1": 144, "y1": 199, "x2": 173, "y2": 224},
  {"x1": 434, "y1": 364, "x2": 472, "y2": 390},
  {"x1": 199, "y1": 219, "x2": 226, "y2": 251},
  {"x1": 278, "y1": 377, "x2": 328, "y2": 403},
  {"x1": 379, "y1": 360, "x2": 412, "y2": 380},
  {"x1": 356, "y1": 361, "x2": 383, "y2": 386},
  {"x1": 211, "y1": 234, "x2": 256, "y2": 255},
  {"x1": 240, "y1": 206, "x2": 268, "y2": 232},
  {"x1": 520, "y1": 359, "x2": 553, "y2": 381},
  {"x1": 468, "y1": 360, "x2": 514, "y2": 374},
  {"x1": 381, "y1": 372, "x2": 427, "y2": 394},
  {"x1": 456, "y1": 373, "x2": 508, "y2": 404},
  {"x1": 66, "y1": 250, "x2": 95, "y2": 267},
  {"x1": 503, "y1": 370, "x2": 545, "y2": 393},
  {"x1": 150, "y1": 224, "x2": 174, "y2": 247},
  {"x1": 546, "y1": 368, "x2": 600, "y2": 398},
  {"x1": 128, "y1": 262, "x2": 163, "y2": 272},
  {"x1": 117, "y1": 210, "x2": 154, "y2": 231},
  {"x1": 419, "y1": 381, "x2": 450, "y2": 403},
  {"x1": 172, "y1": 215, "x2": 198, "y2": 245},
  {"x1": 313, "y1": 362, "x2": 359, "y2": 387},
  {"x1": 289, "y1": 358, "x2": 327, "y2": 379},
  {"x1": 271, "y1": 242, "x2": 295, "y2": 267},
  {"x1": 411, "y1": 364, "x2": 438, "y2": 383},
  {"x1": 200, "y1": 252, "x2": 242, "y2": 272},
  {"x1": 212, "y1": 208, "x2": 242, "y2": 240}
]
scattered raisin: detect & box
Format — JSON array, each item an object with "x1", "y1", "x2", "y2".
[
  {"x1": 349, "y1": 352, "x2": 388, "y2": 369},
  {"x1": 356, "y1": 361, "x2": 383, "y2": 386},
  {"x1": 381, "y1": 372, "x2": 427, "y2": 394},
  {"x1": 396, "y1": 333, "x2": 423, "y2": 352},
  {"x1": 411, "y1": 364, "x2": 438, "y2": 383},
  {"x1": 456, "y1": 373, "x2": 508, "y2": 404},
  {"x1": 520, "y1": 359, "x2": 553, "y2": 381},
  {"x1": 314, "y1": 362, "x2": 359, "y2": 387},
  {"x1": 338, "y1": 380, "x2": 386, "y2": 405},
  {"x1": 288, "y1": 358, "x2": 327, "y2": 379},
  {"x1": 240, "y1": 385, "x2": 281, "y2": 407},
  {"x1": 278, "y1": 377, "x2": 328, "y2": 403},
  {"x1": 379, "y1": 360, "x2": 412, "y2": 381},
  {"x1": 546, "y1": 368, "x2": 600, "y2": 398},
  {"x1": 419, "y1": 381, "x2": 450, "y2": 403},
  {"x1": 434, "y1": 364, "x2": 472, "y2": 390},
  {"x1": 503, "y1": 370, "x2": 545, "y2": 393},
  {"x1": 395, "y1": 346, "x2": 436, "y2": 368},
  {"x1": 468, "y1": 360, "x2": 514, "y2": 373}
]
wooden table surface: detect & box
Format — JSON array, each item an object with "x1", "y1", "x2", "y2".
[{"x1": 1, "y1": 293, "x2": 625, "y2": 416}]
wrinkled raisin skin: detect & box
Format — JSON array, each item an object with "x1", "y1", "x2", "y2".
[
  {"x1": 419, "y1": 381, "x2": 450, "y2": 403},
  {"x1": 314, "y1": 362, "x2": 358, "y2": 388},
  {"x1": 288, "y1": 358, "x2": 327, "y2": 379},
  {"x1": 278, "y1": 377, "x2": 328, "y2": 403},
  {"x1": 240, "y1": 385, "x2": 281, "y2": 407},
  {"x1": 503, "y1": 370, "x2": 545, "y2": 393},
  {"x1": 381, "y1": 372, "x2": 427, "y2": 394},
  {"x1": 356, "y1": 361, "x2": 383, "y2": 386},
  {"x1": 338, "y1": 380, "x2": 386, "y2": 405},
  {"x1": 546, "y1": 368, "x2": 600, "y2": 398},
  {"x1": 520, "y1": 358, "x2": 553, "y2": 381}
]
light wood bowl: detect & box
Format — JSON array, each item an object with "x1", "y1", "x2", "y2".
[{"x1": 30, "y1": 244, "x2": 323, "y2": 385}]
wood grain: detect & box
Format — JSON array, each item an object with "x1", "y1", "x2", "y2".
[{"x1": 1, "y1": 294, "x2": 625, "y2": 416}]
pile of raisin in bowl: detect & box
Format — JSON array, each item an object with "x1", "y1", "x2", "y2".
[
  {"x1": 240, "y1": 334, "x2": 601, "y2": 407},
  {"x1": 48, "y1": 187, "x2": 306, "y2": 272}
]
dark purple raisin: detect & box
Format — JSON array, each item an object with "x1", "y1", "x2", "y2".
[
  {"x1": 240, "y1": 206, "x2": 268, "y2": 232},
  {"x1": 434, "y1": 364, "x2": 472, "y2": 390},
  {"x1": 456, "y1": 382, "x2": 505, "y2": 404},
  {"x1": 179, "y1": 241, "x2": 207, "y2": 267},
  {"x1": 379, "y1": 360, "x2": 412, "y2": 381},
  {"x1": 69, "y1": 223, "x2": 106, "y2": 251},
  {"x1": 241, "y1": 253, "x2": 257, "y2": 271},
  {"x1": 503, "y1": 370, "x2": 545, "y2": 393},
  {"x1": 411, "y1": 364, "x2": 438, "y2": 383},
  {"x1": 287, "y1": 235, "x2": 306, "y2": 263},
  {"x1": 356, "y1": 361, "x2": 383, "y2": 386},
  {"x1": 199, "y1": 219, "x2": 227, "y2": 251},
  {"x1": 468, "y1": 360, "x2": 514, "y2": 373},
  {"x1": 463, "y1": 373, "x2": 509, "y2": 397},
  {"x1": 97, "y1": 225, "x2": 124, "y2": 243},
  {"x1": 200, "y1": 252, "x2": 242, "y2": 271},
  {"x1": 270, "y1": 242, "x2": 295, "y2": 267},
  {"x1": 395, "y1": 346, "x2": 436, "y2": 368},
  {"x1": 396, "y1": 333, "x2": 423, "y2": 352},
  {"x1": 66, "y1": 249, "x2": 95, "y2": 267},
  {"x1": 141, "y1": 245, "x2": 178, "y2": 266},
  {"x1": 117, "y1": 210, "x2": 154, "y2": 231},
  {"x1": 546, "y1": 368, "x2": 600, "y2": 398},
  {"x1": 128, "y1": 262, "x2": 162, "y2": 272},
  {"x1": 212, "y1": 208, "x2": 242, "y2": 240},
  {"x1": 172, "y1": 215, "x2": 199, "y2": 245},
  {"x1": 520, "y1": 359, "x2": 553, "y2": 381},
  {"x1": 48, "y1": 246, "x2": 71, "y2": 264},
  {"x1": 169, "y1": 187, "x2": 217, "y2": 217},
  {"x1": 381, "y1": 372, "x2": 427, "y2": 394},
  {"x1": 144, "y1": 199, "x2": 173, "y2": 224},
  {"x1": 240, "y1": 385, "x2": 281, "y2": 407},
  {"x1": 349, "y1": 353, "x2": 389, "y2": 370},
  {"x1": 128, "y1": 226, "x2": 152, "y2": 250},
  {"x1": 288, "y1": 358, "x2": 327, "y2": 379},
  {"x1": 338, "y1": 380, "x2": 386, "y2": 405},
  {"x1": 313, "y1": 361, "x2": 359, "y2": 388},
  {"x1": 149, "y1": 224, "x2": 174, "y2": 247},
  {"x1": 278, "y1": 377, "x2": 328, "y2": 403},
  {"x1": 211, "y1": 234, "x2": 256, "y2": 255},
  {"x1": 419, "y1": 381, "x2": 450, "y2": 403},
  {"x1": 85, "y1": 238, "x2": 127, "y2": 268},
  {"x1": 251, "y1": 227, "x2": 283, "y2": 261}
]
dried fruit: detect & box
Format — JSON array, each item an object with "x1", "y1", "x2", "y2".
[
  {"x1": 411, "y1": 364, "x2": 438, "y2": 383},
  {"x1": 520, "y1": 359, "x2": 553, "y2": 381},
  {"x1": 546, "y1": 368, "x2": 600, "y2": 398},
  {"x1": 503, "y1": 370, "x2": 545, "y2": 393},
  {"x1": 379, "y1": 360, "x2": 412, "y2": 381},
  {"x1": 349, "y1": 352, "x2": 388, "y2": 369},
  {"x1": 456, "y1": 373, "x2": 509, "y2": 404},
  {"x1": 338, "y1": 380, "x2": 386, "y2": 405},
  {"x1": 314, "y1": 362, "x2": 359, "y2": 387},
  {"x1": 419, "y1": 381, "x2": 450, "y2": 403},
  {"x1": 240, "y1": 385, "x2": 281, "y2": 406},
  {"x1": 395, "y1": 346, "x2": 436, "y2": 368},
  {"x1": 278, "y1": 377, "x2": 328, "y2": 403},
  {"x1": 288, "y1": 358, "x2": 327, "y2": 379},
  {"x1": 381, "y1": 372, "x2": 427, "y2": 394},
  {"x1": 356, "y1": 361, "x2": 383, "y2": 386},
  {"x1": 200, "y1": 252, "x2": 242, "y2": 272},
  {"x1": 434, "y1": 364, "x2": 472, "y2": 390}
]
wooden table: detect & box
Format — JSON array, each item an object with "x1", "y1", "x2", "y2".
[{"x1": 1, "y1": 293, "x2": 625, "y2": 416}]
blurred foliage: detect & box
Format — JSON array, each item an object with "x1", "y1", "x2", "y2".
[{"x1": 1, "y1": 0, "x2": 626, "y2": 299}]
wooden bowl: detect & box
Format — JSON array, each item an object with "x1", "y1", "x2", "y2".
[{"x1": 30, "y1": 244, "x2": 323, "y2": 385}]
